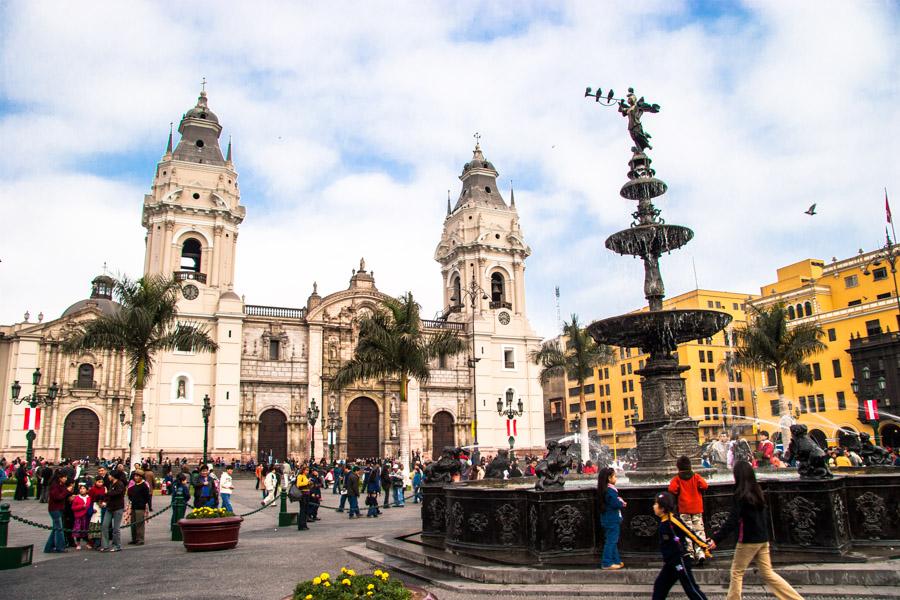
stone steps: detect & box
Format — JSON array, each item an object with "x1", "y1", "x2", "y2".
[{"x1": 343, "y1": 535, "x2": 900, "y2": 598}]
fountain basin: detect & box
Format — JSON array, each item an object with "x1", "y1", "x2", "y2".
[
  {"x1": 421, "y1": 472, "x2": 900, "y2": 565},
  {"x1": 588, "y1": 309, "x2": 732, "y2": 355},
  {"x1": 605, "y1": 224, "x2": 693, "y2": 257}
]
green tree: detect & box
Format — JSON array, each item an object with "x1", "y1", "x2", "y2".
[
  {"x1": 531, "y1": 314, "x2": 616, "y2": 463},
  {"x1": 333, "y1": 293, "x2": 465, "y2": 465},
  {"x1": 63, "y1": 274, "x2": 217, "y2": 466},
  {"x1": 723, "y1": 303, "x2": 825, "y2": 445}
]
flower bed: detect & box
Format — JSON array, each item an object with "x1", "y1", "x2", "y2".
[
  {"x1": 293, "y1": 568, "x2": 433, "y2": 600},
  {"x1": 178, "y1": 507, "x2": 242, "y2": 551}
]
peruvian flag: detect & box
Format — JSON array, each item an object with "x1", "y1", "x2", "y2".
[
  {"x1": 23, "y1": 407, "x2": 41, "y2": 431},
  {"x1": 506, "y1": 419, "x2": 517, "y2": 437},
  {"x1": 886, "y1": 189, "x2": 892, "y2": 224},
  {"x1": 864, "y1": 399, "x2": 879, "y2": 421}
]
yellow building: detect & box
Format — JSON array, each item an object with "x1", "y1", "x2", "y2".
[
  {"x1": 750, "y1": 248, "x2": 900, "y2": 449},
  {"x1": 560, "y1": 289, "x2": 757, "y2": 456}
]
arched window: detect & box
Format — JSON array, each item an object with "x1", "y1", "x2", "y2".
[
  {"x1": 787, "y1": 306, "x2": 795, "y2": 320},
  {"x1": 77, "y1": 364, "x2": 94, "y2": 389},
  {"x1": 795, "y1": 303, "x2": 804, "y2": 318},
  {"x1": 180, "y1": 238, "x2": 202, "y2": 272},
  {"x1": 490, "y1": 272, "x2": 505, "y2": 303},
  {"x1": 451, "y1": 275, "x2": 462, "y2": 307},
  {"x1": 804, "y1": 301, "x2": 813, "y2": 316}
]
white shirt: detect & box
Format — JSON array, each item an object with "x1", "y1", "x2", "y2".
[{"x1": 220, "y1": 471, "x2": 233, "y2": 494}]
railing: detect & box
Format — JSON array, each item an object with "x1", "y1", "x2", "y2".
[
  {"x1": 173, "y1": 271, "x2": 207, "y2": 284},
  {"x1": 71, "y1": 380, "x2": 97, "y2": 390},
  {"x1": 489, "y1": 301, "x2": 512, "y2": 310},
  {"x1": 244, "y1": 304, "x2": 307, "y2": 319},
  {"x1": 422, "y1": 319, "x2": 466, "y2": 331}
]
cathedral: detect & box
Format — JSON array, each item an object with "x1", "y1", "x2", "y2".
[{"x1": 0, "y1": 89, "x2": 546, "y2": 463}]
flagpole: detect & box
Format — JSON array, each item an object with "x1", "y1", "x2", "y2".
[{"x1": 888, "y1": 188, "x2": 898, "y2": 249}]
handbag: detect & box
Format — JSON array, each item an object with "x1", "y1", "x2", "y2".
[{"x1": 288, "y1": 483, "x2": 303, "y2": 502}]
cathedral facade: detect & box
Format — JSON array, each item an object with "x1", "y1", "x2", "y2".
[{"x1": 0, "y1": 90, "x2": 545, "y2": 463}]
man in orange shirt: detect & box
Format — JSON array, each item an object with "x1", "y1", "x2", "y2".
[{"x1": 667, "y1": 456, "x2": 709, "y2": 565}]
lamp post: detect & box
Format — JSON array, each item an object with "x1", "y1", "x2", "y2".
[
  {"x1": 307, "y1": 397, "x2": 319, "y2": 464},
  {"x1": 10, "y1": 368, "x2": 59, "y2": 463},
  {"x1": 201, "y1": 394, "x2": 211, "y2": 465},
  {"x1": 326, "y1": 393, "x2": 343, "y2": 467},
  {"x1": 450, "y1": 267, "x2": 488, "y2": 459},
  {"x1": 496, "y1": 389, "x2": 524, "y2": 451},
  {"x1": 118, "y1": 406, "x2": 146, "y2": 456},
  {"x1": 851, "y1": 369, "x2": 885, "y2": 446},
  {"x1": 861, "y1": 232, "x2": 900, "y2": 331}
]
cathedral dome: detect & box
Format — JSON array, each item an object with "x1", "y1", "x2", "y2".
[
  {"x1": 453, "y1": 142, "x2": 508, "y2": 211},
  {"x1": 61, "y1": 274, "x2": 119, "y2": 318},
  {"x1": 183, "y1": 91, "x2": 219, "y2": 124}
]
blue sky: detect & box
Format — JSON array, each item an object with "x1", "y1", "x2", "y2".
[{"x1": 1, "y1": 1, "x2": 898, "y2": 337}]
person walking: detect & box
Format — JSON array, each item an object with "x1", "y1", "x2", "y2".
[
  {"x1": 261, "y1": 465, "x2": 279, "y2": 506},
  {"x1": 709, "y1": 461, "x2": 804, "y2": 600},
  {"x1": 390, "y1": 465, "x2": 405, "y2": 507},
  {"x1": 126, "y1": 470, "x2": 152, "y2": 546},
  {"x1": 255, "y1": 463, "x2": 264, "y2": 493},
  {"x1": 101, "y1": 470, "x2": 126, "y2": 552},
  {"x1": 380, "y1": 461, "x2": 392, "y2": 509},
  {"x1": 14, "y1": 461, "x2": 29, "y2": 501},
  {"x1": 667, "y1": 456, "x2": 710, "y2": 565},
  {"x1": 651, "y1": 491, "x2": 710, "y2": 600},
  {"x1": 412, "y1": 465, "x2": 424, "y2": 504},
  {"x1": 219, "y1": 465, "x2": 234, "y2": 512},
  {"x1": 45, "y1": 471, "x2": 72, "y2": 553},
  {"x1": 597, "y1": 467, "x2": 625, "y2": 570},
  {"x1": 345, "y1": 466, "x2": 361, "y2": 519}
]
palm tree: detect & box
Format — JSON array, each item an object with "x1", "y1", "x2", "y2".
[
  {"x1": 531, "y1": 314, "x2": 616, "y2": 464},
  {"x1": 332, "y1": 292, "x2": 465, "y2": 466},
  {"x1": 63, "y1": 274, "x2": 217, "y2": 466},
  {"x1": 722, "y1": 303, "x2": 825, "y2": 446}
]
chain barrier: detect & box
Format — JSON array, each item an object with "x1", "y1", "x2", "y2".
[
  {"x1": 237, "y1": 495, "x2": 278, "y2": 517},
  {"x1": 10, "y1": 504, "x2": 172, "y2": 534},
  {"x1": 318, "y1": 490, "x2": 417, "y2": 511}
]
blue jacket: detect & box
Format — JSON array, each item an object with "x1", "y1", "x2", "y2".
[{"x1": 599, "y1": 485, "x2": 624, "y2": 526}]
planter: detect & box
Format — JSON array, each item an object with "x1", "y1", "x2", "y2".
[
  {"x1": 281, "y1": 588, "x2": 436, "y2": 600},
  {"x1": 178, "y1": 516, "x2": 243, "y2": 551}
]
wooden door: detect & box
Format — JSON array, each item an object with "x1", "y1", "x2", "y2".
[
  {"x1": 61, "y1": 408, "x2": 99, "y2": 460},
  {"x1": 346, "y1": 397, "x2": 379, "y2": 459},
  {"x1": 431, "y1": 411, "x2": 455, "y2": 459},
  {"x1": 258, "y1": 409, "x2": 287, "y2": 463}
]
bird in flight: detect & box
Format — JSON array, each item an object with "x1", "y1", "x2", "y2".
[{"x1": 804, "y1": 203, "x2": 817, "y2": 216}]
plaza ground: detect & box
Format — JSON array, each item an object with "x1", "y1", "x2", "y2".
[{"x1": 1, "y1": 477, "x2": 896, "y2": 599}]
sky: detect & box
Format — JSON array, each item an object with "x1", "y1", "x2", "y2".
[{"x1": 1, "y1": 1, "x2": 898, "y2": 339}]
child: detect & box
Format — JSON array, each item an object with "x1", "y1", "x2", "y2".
[
  {"x1": 667, "y1": 455, "x2": 709, "y2": 564},
  {"x1": 652, "y1": 491, "x2": 710, "y2": 600},
  {"x1": 366, "y1": 491, "x2": 380, "y2": 518},
  {"x1": 70, "y1": 483, "x2": 91, "y2": 551},
  {"x1": 597, "y1": 466, "x2": 626, "y2": 569}
]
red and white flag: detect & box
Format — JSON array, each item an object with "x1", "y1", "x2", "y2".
[
  {"x1": 864, "y1": 399, "x2": 879, "y2": 421},
  {"x1": 23, "y1": 407, "x2": 41, "y2": 431},
  {"x1": 886, "y1": 189, "x2": 892, "y2": 224},
  {"x1": 505, "y1": 419, "x2": 517, "y2": 437}
]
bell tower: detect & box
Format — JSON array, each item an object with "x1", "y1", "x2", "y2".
[
  {"x1": 139, "y1": 85, "x2": 245, "y2": 459},
  {"x1": 434, "y1": 140, "x2": 545, "y2": 453}
]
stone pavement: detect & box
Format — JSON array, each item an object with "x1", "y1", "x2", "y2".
[{"x1": 0, "y1": 478, "x2": 896, "y2": 600}]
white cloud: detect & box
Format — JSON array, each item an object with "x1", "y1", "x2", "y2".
[{"x1": 1, "y1": 1, "x2": 898, "y2": 340}]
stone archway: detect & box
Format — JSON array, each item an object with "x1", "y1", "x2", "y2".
[
  {"x1": 881, "y1": 423, "x2": 900, "y2": 448},
  {"x1": 61, "y1": 408, "x2": 100, "y2": 460},
  {"x1": 346, "y1": 397, "x2": 380, "y2": 460},
  {"x1": 258, "y1": 409, "x2": 287, "y2": 464},
  {"x1": 431, "y1": 411, "x2": 455, "y2": 459},
  {"x1": 809, "y1": 428, "x2": 827, "y2": 449}
]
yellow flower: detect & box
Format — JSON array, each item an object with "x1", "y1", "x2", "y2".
[
  {"x1": 312, "y1": 577, "x2": 321, "y2": 585},
  {"x1": 323, "y1": 582, "x2": 330, "y2": 588},
  {"x1": 341, "y1": 579, "x2": 351, "y2": 586},
  {"x1": 346, "y1": 569, "x2": 356, "y2": 576},
  {"x1": 367, "y1": 584, "x2": 375, "y2": 590},
  {"x1": 381, "y1": 573, "x2": 389, "y2": 581},
  {"x1": 320, "y1": 572, "x2": 330, "y2": 581},
  {"x1": 367, "y1": 593, "x2": 373, "y2": 597},
  {"x1": 340, "y1": 567, "x2": 348, "y2": 574},
  {"x1": 374, "y1": 569, "x2": 383, "y2": 577},
  {"x1": 305, "y1": 596, "x2": 312, "y2": 600}
]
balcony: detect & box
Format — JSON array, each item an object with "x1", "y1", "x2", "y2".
[
  {"x1": 244, "y1": 304, "x2": 307, "y2": 319},
  {"x1": 422, "y1": 319, "x2": 466, "y2": 331},
  {"x1": 72, "y1": 380, "x2": 97, "y2": 390},
  {"x1": 490, "y1": 301, "x2": 512, "y2": 310},
  {"x1": 173, "y1": 271, "x2": 207, "y2": 284}
]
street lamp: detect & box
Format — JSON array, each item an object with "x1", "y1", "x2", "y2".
[
  {"x1": 450, "y1": 266, "x2": 489, "y2": 458},
  {"x1": 860, "y1": 232, "x2": 900, "y2": 331},
  {"x1": 497, "y1": 388, "x2": 524, "y2": 451},
  {"x1": 326, "y1": 393, "x2": 343, "y2": 466},
  {"x1": 201, "y1": 394, "x2": 212, "y2": 465},
  {"x1": 307, "y1": 397, "x2": 319, "y2": 463},
  {"x1": 118, "y1": 406, "x2": 146, "y2": 458},
  {"x1": 10, "y1": 368, "x2": 59, "y2": 463}
]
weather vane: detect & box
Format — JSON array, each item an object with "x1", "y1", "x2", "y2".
[
  {"x1": 585, "y1": 86, "x2": 660, "y2": 153},
  {"x1": 473, "y1": 131, "x2": 481, "y2": 147}
]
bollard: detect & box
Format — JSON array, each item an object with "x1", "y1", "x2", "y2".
[
  {"x1": 171, "y1": 489, "x2": 186, "y2": 542},
  {"x1": 278, "y1": 488, "x2": 296, "y2": 527},
  {"x1": 0, "y1": 503, "x2": 8, "y2": 547}
]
